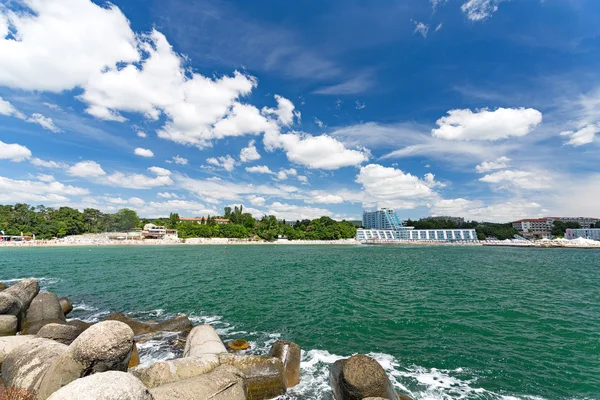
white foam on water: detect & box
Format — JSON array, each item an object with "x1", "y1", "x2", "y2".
[
  {"x1": 71, "y1": 302, "x2": 98, "y2": 312},
  {"x1": 1, "y1": 276, "x2": 62, "y2": 290}
]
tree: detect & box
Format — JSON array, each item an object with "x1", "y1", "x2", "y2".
[
  {"x1": 114, "y1": 209, "x2": 139, "y2": 232},
  {"x1": 168, "y1": 213, "x2": 180, "y2": 229},
  {"x1": 595, "y1": 221, "x2": 600, "y2": 228},
  {"x1": 223, "y1": 207, "x2": 232, "y2": 219},
  {"x1": 551, "y1": 221, "x2": 581, "y2": 237}
]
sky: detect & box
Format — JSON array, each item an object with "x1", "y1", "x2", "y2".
[{"x1": 1, "y1": 0, "x2": 600, "y2": 222}]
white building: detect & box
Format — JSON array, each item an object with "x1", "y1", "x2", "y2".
[{"x1": 565, "y1": 228, "x2": 600, "y2": 241}]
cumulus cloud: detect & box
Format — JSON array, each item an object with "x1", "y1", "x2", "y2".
[
  {"x1": 479, "y1": 169, "x2": 553, "y2": 190},
  {"x1": 246, "y1": 165, "x2": 275, "y2": 174},
  {"x1": 206, "y1": 155, "x2": 236, "y2": 172},
  {"x1": 461, "y1": 0, "x2": 502, "y2": 21},
  {"x1": 239, "y1": 140, "x2": 261, "y2": 163},
  {"x1": 68, "y1": 161, "x2": 106, "y2": 177},
  {"x1": 147, "y1": 166, "x2": 171, "y2": 176},
  {"x1": 134, "y1": 147, "x2": 154, "y2": 157},
  {"x1": 30, "y1": 158, "x2": 68, "y2": 169},
  {"x1": 0, "y1": 97, "x2": 59, "y2": 131},
  {"x1": 305, "y1": 193, "x2": 344, "y2": 204},
  {"x1": 137, "y1": 131, "x2": 147, "y2": 138},
  {"x1": 266, "y1": 202, "x2": 332, "y2": 221},
  {"x1": 475, "y1": 156, "x2": 511, "y2": 173},
  {"x1": 0, "y1": 140, "x2": 32, "y2": 162},
  {"x1": 430, "y1": 197, "x2": 545, "y2": 223},
  {"x1": 560, "y1": 123, "x2": 600, "y2": 147},
  {"x1": 0, "y1": 97, "x2": 25, "y2": 118},
  {"x1": 356, "y1": 164, "x2": 437, "y2": 209},
  {"x1": 26, "y1": 113, "x2": 61, "y2": 132},
  {"x1": 166, "y1": 155, "x2": 188, "y2": 165},
  {"x1": 0, "y1": 175, "x2": 89, "y2": 205},
  {"x1": 432, "y1": 107, "x2": 542, "y2": 141},
  {"x1": 276, "y1": 168, "x2": 297, "y2": 180},
  {"x1": 261, "y1": 95, "x2": 298, "y2": 126},
  {"x1": 104, "y1": 171, "x2": 173, "y2": 189},
  {"x1": 157, "y1": 192, "x2": 179, "y2": 199},
  {"x1": 247, "y1": 195, "x2": 266, "y2": 206}
]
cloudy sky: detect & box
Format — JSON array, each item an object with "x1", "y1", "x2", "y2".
[{"x1": 1, "y1": 0, "x2": 599, "y2": 222}]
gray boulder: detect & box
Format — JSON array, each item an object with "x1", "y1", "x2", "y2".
[
  {"x1": 3, "y1": 278, "x2": 40, "y2": 312},
  {"x1": 58, "y1": 297, "x2": 73, "y2": 316},
  {"x1": 1, "y1": 337, "x2": 68, "y2": 392},
  {"x1": 103, "y1": 312, "x2": 193, "y2": 335},
  {"x1": 0, "y1": 315, "x2": 18, "y2": 336},
  {"x1": 0, "y1": 335, "x2": 38, "y2": 367},
  {"x1": 183, "y1": 325, "x2": 227, "y2": 357},
  {"x1": 269, "y1": 340, "x2": 301, "y2": 388},
  {"x1": 37, "y1": 321, "x2": 135, "y2": 399},
  {"x1": 66, "y1": 319, "x2": 92, "y2": 333},
  {"x1": 22, "y1": 292, "x2": 67, "y2": 334},
  {"x1": 131, "y1": 354, "x2": 220, "y2": 388},
  {"x1": 218, "y1": 353, "x2": 286, "y2": 400},
  {"x1": 330, "y1": 354, "x2": 399, "y2": 400},
  {"x1": 155, "y1": 315, "x2": 192, "y2": 332},
  {"x1": 0, "y1": 292, "x2": 23, "y2": 317},
  {"x1": 47, "y1": 371, "x2": 153, "y2": 400},
  {"x1": 37, "y1": 323, "x2": 82, "y2": 345},
  {"x1": 150, "y1": 365, "x2": 247, "y2": 400},
  {"x1": 0, "y1": 282, "x2": 6, "y2": 291}
]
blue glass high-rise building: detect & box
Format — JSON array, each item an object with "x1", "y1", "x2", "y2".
[{"x1": 362, "y1": 209, "x2": 405, "y2": 230}]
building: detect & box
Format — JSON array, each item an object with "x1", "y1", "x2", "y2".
[
  {"x1": 179, "y1": 217, "x2": 230, "y2": 225},
  {"x1": 512, "y1": 217, "x2": 599, "y2": 238},
  {"x1": 142, "y1": 224, "x2": 178, "y2": 239},
  {"x1": 357, "y1": 209, "x2": 477, "y2": 242},
  {"x1": 423, "y1": 216, "x2": 465, "y2": 225},
  {"x1": 565, "y1": 228, "x2": 600, "y2": 241}
]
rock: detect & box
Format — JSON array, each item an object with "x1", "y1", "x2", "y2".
[
  {"x1": 104, "y1": 312, "x2": 153, "y2": 335},
  {"x1": 47, "y1": 371, "x2": 153, "y2": 400},
  {"x1": 183, "y1": 325, "x2": 227, "y2": 357},
  {"x1": 155, "y1": 315, "x2": 192, "y2": 332},
  {"x1": 0, "y1": 335, "x2": 38, "y2": 367},
  {"x1": 37, "y1": 321, "x2": 135, "y2": 399},
  {"x1": 218, "y1": 353, "x2": 286, "y2": 400},
  {"x1": 397, "y1": 393, "x2": 413, "y2": 400},
  {"x1": 131, "y1": 354, "x2": 219, "y2": 388},
  {"x1": 21, "y1": 292, "x2": 67, "y2": 335},
  {"x1": 226, "y1": 339, "x2": 251, "y2": 351},
  {"x1": 269, "y1": 340, "x2": 301, "y2": 388},
  {"x1": 0, "y1": 315, "x2": 18, "y2": 336},
  {"x1": 362, "y1": 398, "x2": 391, "y2": 400},
  {"x1": 66, "y1": 319, "x2": 91, "y2": 334},
  {"x1": 37, "y1": 323, "x2": 82, "y2": 345},
  {"x1": 330, "y1": 354, "x2": 399, "y2": 400},
  {"x1": 0, "y1": 292, "x2": 22, "y2": 317},
  {"x1": 58, "y1": 297, "x2": 73, "y2": 316},
  {"x1": 129, "y1": 341, "x2": 141, "y2": 368},
  {"x1": 0, "y1": 282, "x2": 6, "y2": 291},
  {"x1": 1, "y1": 387, "x2": 38, "y2": 400},
  {"x1": 3, "y1": 278, "x2": 40, "y2": 312},
  {"x1": 150, "y1": 365, "x2": 247, "y2": 400},
  {"x1": 1, "y1": 337, "x2": 68, "y2": 392}
]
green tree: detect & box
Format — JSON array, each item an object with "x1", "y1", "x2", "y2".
[
  {"x1": 115, "y1": 209, "x2": 139, "y2": 232},
  {"x1": 168, "y1": 213, "x2": 180, "y2": 229}
]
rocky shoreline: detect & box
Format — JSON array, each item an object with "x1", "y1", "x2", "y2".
[{"x1": 0, "y1": 279, "x2": 412, "y2": 400}]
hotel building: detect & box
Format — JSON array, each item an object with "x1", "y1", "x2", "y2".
[
  {"x1": 565, "y1": 228, "x2": 600, "y2": 241},
  {"x1": 512, "y1": 217, "x2": 599, "y2": 238},
  {"x1": 357, "y1": 209, "x2": 477, "y2": 242}
]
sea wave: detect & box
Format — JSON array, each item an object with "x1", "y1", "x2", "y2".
[{"x1": 1, "y1": 276, "x2": 62, "y2": 290}]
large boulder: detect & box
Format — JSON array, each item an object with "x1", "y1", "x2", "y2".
[
  {"x1": 131, "y1": 354, "x2": 219, "y2": 388},
  {"x1": 218, "y1": 353, "x2": 286, "y2": 400},
  {"x1": 1, "y1": 337, "x2": 68, "y2": 392},
  {"x1": 149, "y1": 365, "x2": 247, "y2": 400},
  {"x1": 37, "y1": 323, "x2": 82, "y2": 345},
  {"x1": 0, "y1": 335, "x2": 38, "y2": 367},
  {"x1": 66, "y1": 319, "x2": 91, "y2": 333},
  {"x1": 269, "y1": 340, "x2": 301, "y2": 388},
  {"x1": 3, "y1": 278, "x2": 39, "y2": 312},
  {"x1": 58, "y1": 297, "x2": 73, "y2": 316},
  {"x1": 183, "y1": 325, "x2": 227, "y2": 357},
  {"x1": 0, "y1": 282, "x2": 6, "y2": 291},
  {"x1": 129, "y1": 341, "x2": 141, "y2": 368},
  {"x1": 0, "y1": 292, "x2": 21, "y2": 316},
  {"x1": 37, "y1": 321, "x2": 135, "y2": 399},
  {"x1": 330, "y1": 354, "x2": 399, "y2": 400},
  {"x1": 47, "y1": 371, "x2": 153, "y2": 400},
  {"x1": 104, "y1": 313, "x2": 193, "y2": 336},
  {"x1": 22, "y1": 292, "x2": 67, "y2": 335},
  {"x1": 104, "y1": 312, "x2": 153, "y2": 335},
  {"x1": 155, "y1": 315, "x2": 192, "y2": 333},
  {"x1": 0, "y1": 315, "x2": 18, "y2": 336}
]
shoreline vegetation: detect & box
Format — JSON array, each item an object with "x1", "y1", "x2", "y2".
[{"x1": 0, "y1": 278, "x2": 413, "y2": 400}]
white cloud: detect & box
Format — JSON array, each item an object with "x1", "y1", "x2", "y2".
[
  {"x1": 247, "y1": 195, "x2": 266, "y2": 206},
  {"x1": 277, "y1": 132, "x2": 369, "y2": 170},
  {"x1": 30, "y1": 158, "x2": 68, "y2": 169},
  {"x1": 104, "y1": 171, "x2": 173, "y2": 189},
  {"x1": 430, "y1": 197, "x2": 546, "y2": 223},
  {"x1": 435, "y1": 24, "x2": 443, "y2": 32},
  {"x1": 137, "y1": 131, "x2": 147, "y2": 138},
  {"x1": 0, "y1": 0, "x2": 139, "y2": 92},
  {"x1": 239, "y1": 140, "x2": 261, "y2": 163},
  {"x1": 266, "y1": 202, "x2": 331, "y2": 221},
  {"x1": 560, "y1": 123, "x2": 600, "y2": 147},
  {"x1": 356, "y1": 164, "x2": 436, "y2": 209},
  {"x1": 0, "y1": 140, "x2": 32, "y2": 162},
  {"x1": 413, "y1": 21, "x2": 429, "y2": 38},
  {"x1": 246, "y1": 165, "x2": 275, "y2": 174},
  {"x1": 475, "y1": 156, "x2": 511, "y2": 173},
  {"x1": 157, "y1": 192, "x2": 179, "y2": 199},
  {"x1": 134, "y1": 147, "x2": 154, "y2": 157},
  {"x1": 297, "y1": 175, "x2": 308, "y2": 184},
  {"x1": 206, "y1": 155, "x2": 236, "y2": 172},
  {"x1": 479, "y1": 169, "x2": 553, "y2": 190},
  {"x1": 432, "y1": 108, "x2": 542, "y2": 141},
  {"x1": 26, "y1": 113, "x2": 61, "y2": 132},
  {"x1": 0, "y1": 96, "x2": 25, "y2": 118},
  {"x1": 147, "y1": 166, "x2": 171, "y2": 176},
  {"x1": 36, "y1": 174, "x2": 55, "y2": 183},
  {"x1": 166, "y1": 155, "x2": 188, "y2": 165},
  {"x1": 128, "y1": 197, "x2": 145, "y2": 206},
  {"x1": 276, "y1": 168, "x2": 297, "y2": 181},
  {"x1": 68, "y1": 161, "x2": 106, "y2": 177},
  {"x1": 0, "y1": 175, "x2": 89, "y2": 204},
  {"x1": 314, "y1": 118, "x2": 325, "y2": 128},
  {"x1": 461, "y1": 0, "x2": 502, "y2": 21},
  {"x1": 305, "y1": 193, "x2": 344, "y2": 204},
  {"x1": 261, "y1": 95, "x2": 297, "y2": 126}
]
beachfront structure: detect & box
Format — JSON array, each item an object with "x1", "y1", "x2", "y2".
[
  {"x1": 512, "y1": 217, "x2": 599, "y2": 238},
  {"x1": 565, "y1": 228, "x2": 600, "y2": 241},
  {"x1": 358, "y1": 209, "x2": 477, "y2": 242},
  {"x1": 179, "y1": 217, "x2": 230, "y2": 225},
  {"x1": 142, "y1": 224, "x2": 178, "y2": 239}
]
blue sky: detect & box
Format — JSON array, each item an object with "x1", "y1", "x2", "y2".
[{"x1": 1, "y1": 0, "x2": 600, "y2": 222}]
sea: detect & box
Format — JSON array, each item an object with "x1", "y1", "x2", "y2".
[{"x1": 0, "y1": 244, "x2": 598, "y2": 400}]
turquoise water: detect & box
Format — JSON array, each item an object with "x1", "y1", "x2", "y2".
[{"x1": 1, "y1": 245, "x2": 598, "y2": 399}]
